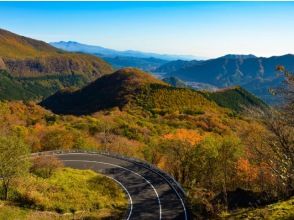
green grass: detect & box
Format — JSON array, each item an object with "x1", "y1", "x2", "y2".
[
  {"x1": 0, "y1": 168, "x2": 128, "y2": 219},
  {"x1": 0, "y1": 203, "x2": 124, "y2": 220},
  {"x1": 222, "y1": 197, "x2": 294, "y2": 220},
  {"x1": 0, "y1": 203, "x2": 28, "y2": 220}
]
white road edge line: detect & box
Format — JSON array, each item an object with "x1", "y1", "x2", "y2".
[
  {"x1": 57, "y1": 152, "x2": 188, "y2": 220},
  {"x1": 61, "y1": 159, "x2": 162, "y2": 220},
  {"x1": 103, "y1": 175, "x2": 133, "y2": 220}
]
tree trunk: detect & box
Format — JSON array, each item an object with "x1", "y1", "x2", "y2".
[
  {"x1": 223, "y1": 160, "x2": 228, "y2": 210},
  {"x1": 2, "y1": 182, "x2": 8, "y2": 200},
  {"x1": 223, "y1": 181, "x2": 228, "y2": 211},
  {"x1": 286, "y1": 175, "x2": 294, "y2": 197}
]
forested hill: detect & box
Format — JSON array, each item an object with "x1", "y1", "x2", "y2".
[
  {"x1": 0, "y1": 29, "x2": 112, "y2": 78},
  {"x1": 0, "y1": 28, "x2": 113, "y2": 101},
  {"x1": 40, "y1": 68, "x2": 167, "y2": 114},
  {"x1": 40, "y1": 68, "x2": 267, "y2": 115},
  {"x1": 203, "y1": 86, "x2": 268, "y2": 112}
]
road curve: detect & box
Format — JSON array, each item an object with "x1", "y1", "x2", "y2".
[{"x1": 34, "y1": 152, "x2": 189, "y2": 220}]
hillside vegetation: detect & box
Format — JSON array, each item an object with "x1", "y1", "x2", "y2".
[
  {"x1": 0, "y1": 167, "x2": 127, "y2": 219},
  {"x1": 0, "y1": 29, "x2": 112, "y2": 79},
  {"x1": 0, "y1": 71, "x2": 35, "y2": 100},
  {"x1": 204, "y1": 86, "x2": 268, "y2": 112},
  {"x1": 222, "y1": 197, "x2": 294, "y2": 220},
  {"x1": 0, "y1": 29, "x2": 57, "y2": 59},
  {"x1": 162, "y1": 76, "x2": 188, "y2": 88},
  {"x1": 0, "y1": 70, "x2": 87, "y2": 101},
  {"x1": 41, "y1": 67, "x2": 265, "y2": 115},
  {"x1": 40, "y1": 68, "x2": 167, "y2": 114},
  {"x1": 0, "y1": 29, "x2": 113, "y2": 100},
  {"x1": 0, "y1": 91, "x2": 286, "y2": 219}
]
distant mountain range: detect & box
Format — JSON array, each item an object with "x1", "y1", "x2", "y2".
[
  {"x1": 219, "y1": 54, "x2": 257, "y2": 59},
  {"x1": 49, "y1": 40, "x2": 293, "y2": 104},
  {"x1": 156, "y1": 60, "x2": 202, "y2": 73},
  {"x1": 50, "y1": 41, "x2": 202, "y2": 71},
  {"x1": 162, "y1": 76, "x2": 218, "y2": 91},
  {"x1": 103, "y1": 56, "x2": 168, "y2": 72},
  {"x1": 50, "y1": 41, "x2": 200, "y2": 61},
  {"x1": 155, "y1": 54, "x2": 294, "y2": 104}
]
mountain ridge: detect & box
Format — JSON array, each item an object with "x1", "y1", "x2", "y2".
[
  {"x1": 156, "y1": 54, "x2": 294, "y2": 103},
  {"x1": 0, "y1": 28, "x2": 115, "y2": 101},
  {"x1": 0, "y1": 28, "x2": 113, "y2": 79},
  {"x1": 50, "y1": 41, "x2": 201, "y2": 61}
]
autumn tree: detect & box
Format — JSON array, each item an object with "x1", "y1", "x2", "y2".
[
  {"x1": 239, "y1": 122, "x2": 274, "y2": 192},
  {"x1": 236, "y1": 158, "x2": 258, "y2": 189},
  {"x1": 41, "y1": 129, "x2": 74, "y2": 150},
  {"x1": 31, "y1": 155, "x2": 63, "y2": 178},
  {"x1": 196, "y1": 134, "x2": 222, "y2": 191},
  {"x1": 248, "y1": 66, "x2": 294, "y2": 196},
  {"x1": 217, "y1": 135, "x2": 243, "y2": 209},
  {"x1": 159, "y1": 139, "x2": 198, "y2": 187},
  {"x1": 0, "y1": 135, "x2": 30, "y2": 200},
  {"x1": 163, "y1": 128, "x2": 203, "y2": 145}
]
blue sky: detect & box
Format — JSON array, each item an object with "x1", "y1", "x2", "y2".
[{"x1": 1, "y1": 2, "x2": 294, "y2": 58}]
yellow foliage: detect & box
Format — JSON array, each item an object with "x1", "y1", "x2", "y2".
[
  {"x1": 236, "y1": 158, "x2": 258, "y2": 183},
  {"x1": 163, "y1": 128, "x2": 204, "y2": 145},
  {"x1": 157, "y1": 156, "x2": 168, "y2": 170}
]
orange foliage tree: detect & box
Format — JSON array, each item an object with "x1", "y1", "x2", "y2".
[{"x1": 163, "y1": 128, "x2": 204, "y2": 145}]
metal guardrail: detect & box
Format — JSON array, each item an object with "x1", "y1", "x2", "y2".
[{"x1": 32, "y1": 149, "x2": 188, "y2": 205}]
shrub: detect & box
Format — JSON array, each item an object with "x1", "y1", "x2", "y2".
[{"x1": 30, "y1": 156, "x2": 63, "y2": 178}]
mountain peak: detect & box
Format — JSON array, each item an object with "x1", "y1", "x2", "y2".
[
  {"x1": 54, "y1": 41, "x2": 88, "y2": 45},
  {"x1": 59, "y1": 41, "x2": 79, "y2": 44},
  {"x1": 112, "y1": 67, "x2": 166, "y2": 86},
  {"x1": 221, "y1": 54, "x2": 257, "y2": 59}
]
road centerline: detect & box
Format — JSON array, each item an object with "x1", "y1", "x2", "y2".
[{"x1": 62, "y1": 159, "x2": 162, "y2": 220}]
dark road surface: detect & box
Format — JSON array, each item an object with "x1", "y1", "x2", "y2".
[{"x1": 37, "y1": 152, "x2": 189, "y2": 220}]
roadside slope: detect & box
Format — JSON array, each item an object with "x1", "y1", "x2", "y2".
[{"x1": 35, "y1": 151, "x2": 190, "y2": 220}]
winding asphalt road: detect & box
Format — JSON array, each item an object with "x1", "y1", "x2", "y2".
[{"x1": 36, "y1": 152, "x2": 189, "y2": 220}]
